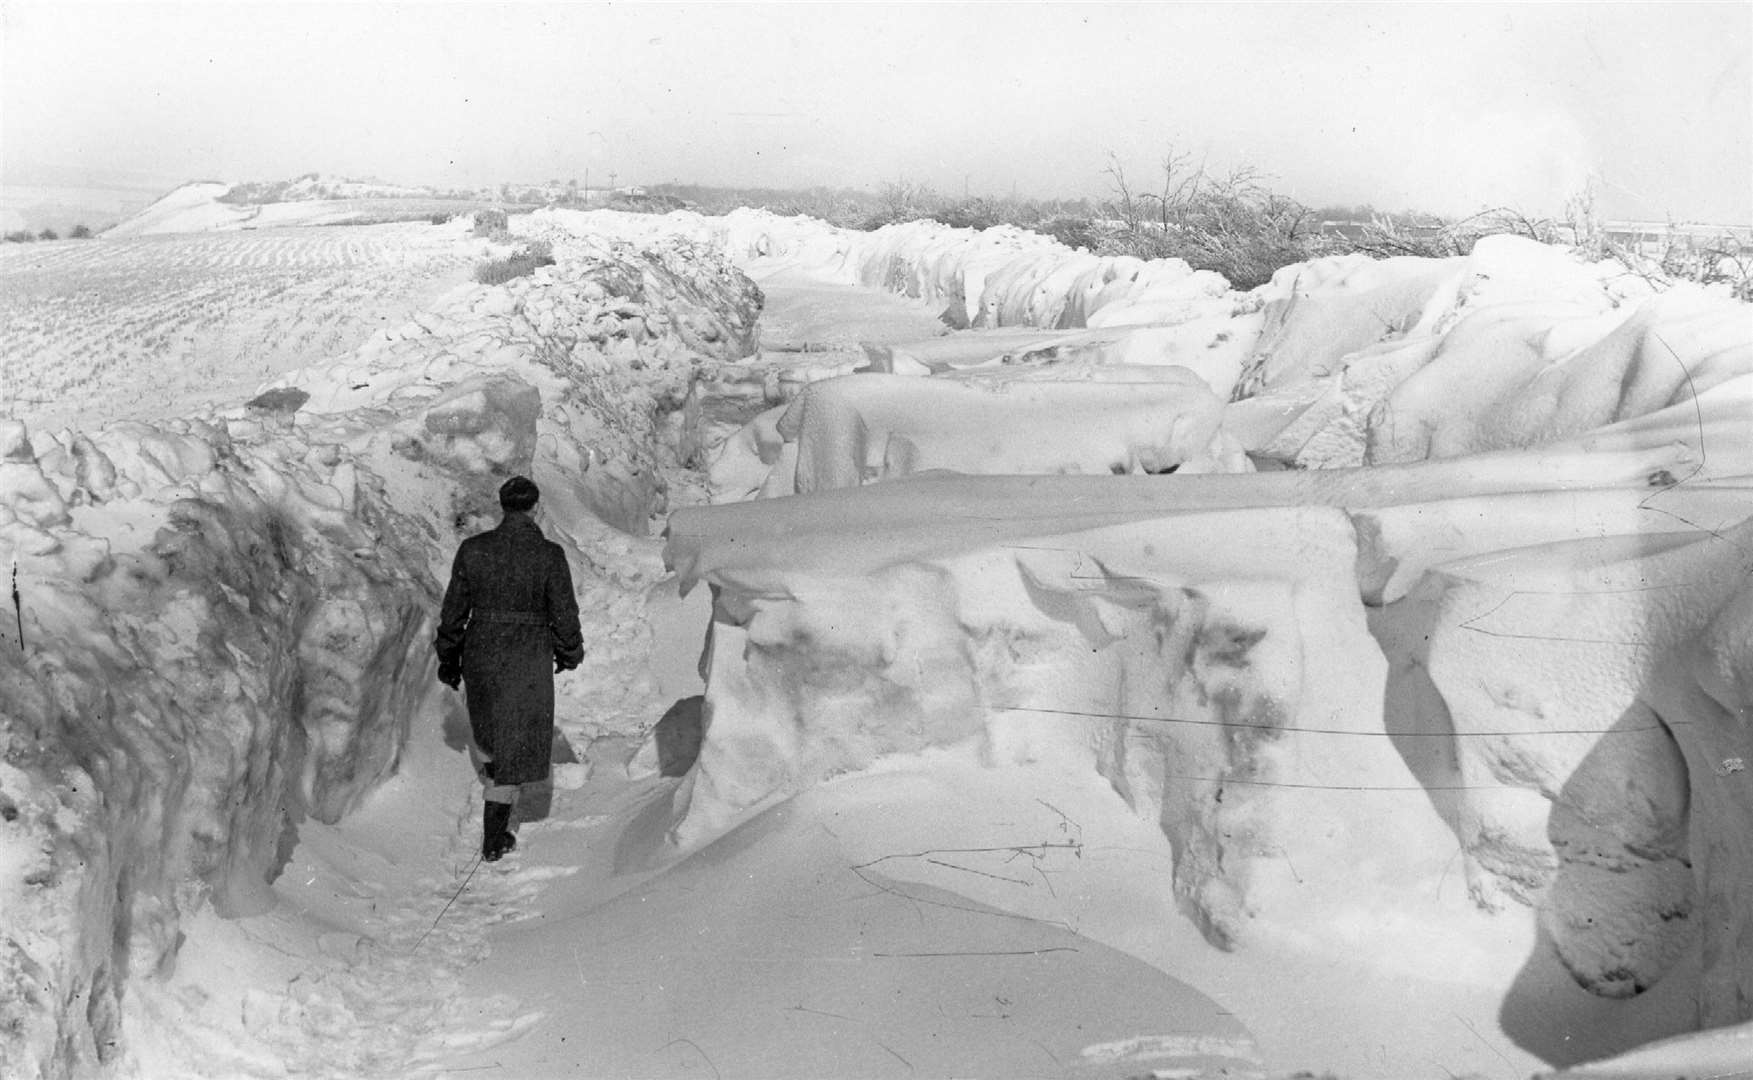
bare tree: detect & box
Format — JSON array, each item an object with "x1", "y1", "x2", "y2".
[
  {"x1": 1139, "y1": 145, "x2": 1203, "y2": 231},
  {"x1": 1103, "y1": 153, "x2": 1140, "y2": 232}
]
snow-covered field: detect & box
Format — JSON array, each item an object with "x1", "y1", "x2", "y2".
[
  {"x1": 0, "y1": 220, "x2": 487, "y2": 431},
  {"x1": 2, "y1": 185, "x2": 1750, "y2": 1080}
]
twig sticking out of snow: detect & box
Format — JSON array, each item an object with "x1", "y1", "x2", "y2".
[
  {"x1": 10, "y1": 559, "x2": 22, "y2": 652},
  {"x1": 413, "y1": 854, "x2": 484, "y2": 954}
]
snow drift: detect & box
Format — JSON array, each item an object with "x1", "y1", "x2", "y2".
[
  {"x1": 666, "y1": 210, "x2": 1753, "y2": 1067},
  {"x1": 762, "y1": 369, "x2": 1245, "y2": 497},
  {"x1": 1, "y1": 415, "x2": 437, "y2": 1074},
  {"x1": 0, "y1": 221, "x2": 760, "y2": 1077}
]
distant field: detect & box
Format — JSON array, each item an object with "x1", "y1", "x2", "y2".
[
  {"x1": 0, "y1": 222, "x2": 480, "y2": 432},
  {"x1": 218, "y1": 197, "x2": 503, "y2": 228}
]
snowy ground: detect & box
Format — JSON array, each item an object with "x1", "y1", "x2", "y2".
[
  {"x1": 3, "y1": 191, "x2": 1751, "y2": 1080},
  {"x1": 0, "y1": 221, "x2": 487, "y2": 432}
]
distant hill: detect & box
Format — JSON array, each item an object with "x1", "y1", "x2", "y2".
[
  {"x1": 104, "y1": 179, "x2": 504, "y2": 237},
  {"x1": 103, "y1": 182, "x2": 245, "y2": 236},
  {"x1": 101, "y1": 174, "x2": 643, "y2": 236}
]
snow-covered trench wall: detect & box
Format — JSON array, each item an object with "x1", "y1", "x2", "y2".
[
  {"x1": 0, "y1": 222, "x2": 759, "y2": 1078},
  {"x1": 671, "y1": 210, "x2": 1753, "y2": 1040}
]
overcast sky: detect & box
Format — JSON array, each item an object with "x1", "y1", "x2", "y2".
[{"x1": 3, "y1": 2, "x2": 1748, "y2": 221}]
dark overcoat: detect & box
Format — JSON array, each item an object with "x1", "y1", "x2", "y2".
[{"x1": 435, "y1": 513, "x2": 584, "y2": 785}]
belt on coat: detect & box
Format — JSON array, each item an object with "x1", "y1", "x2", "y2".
[{"x1": 469, "y1": 609, "x2": 551, "y2": 626}]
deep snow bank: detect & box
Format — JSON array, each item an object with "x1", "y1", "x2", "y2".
[
  {"x1": 667, "y1": 211, "x2": 1753, "y2": 1066},
  {"x1": 0, "y1": 220, "x2": 762, "y2": 1077},
  {"x1": 667, "y1": 470, "x2": 1753, "y2": 1059},
  {"x1": 276, "y1": 221, "x2": 759, "y2": 535},
  {"x1": 714, "y1": 208, "x2": 1237, "y2": 334},
  {"x1": 0, "y1": 416, "x2": 435, "y2": 1076},
  {"x1": 1377, "y1": 506, "x2": 1753, "y2": 1018},
  {"x1": 706, "y1": 212, "x2": 1747, "y2": 512}
]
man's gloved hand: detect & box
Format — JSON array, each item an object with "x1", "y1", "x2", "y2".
[{"x1": 438, "y1": 658, "x2": 462, "y2": 689}]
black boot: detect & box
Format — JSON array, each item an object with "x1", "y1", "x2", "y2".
[{"x1": 483, "y1": 800, "x2": 516, "y2": 862}]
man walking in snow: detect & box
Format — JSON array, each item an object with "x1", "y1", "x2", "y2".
[{"x1": 435, "y1": 476, "x2": 584, "y2": 861}]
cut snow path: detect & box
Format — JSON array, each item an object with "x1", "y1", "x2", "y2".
[
  {"x1": 432, "y1": 274, "x2": 1253, "y2": 1080},
  {"x1": 129, "y1": 690, "x2": 548, "y2": 1077},
  {"x1": 425, "y1": 274, "x2": 1251, "y2": 1079}
]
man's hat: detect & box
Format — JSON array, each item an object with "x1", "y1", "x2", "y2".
[{"x1": 499, "y1": 475, "x2": 540, "y2": 511}]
